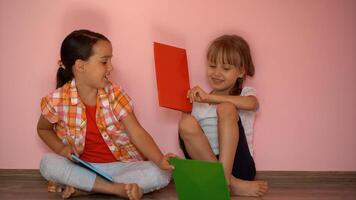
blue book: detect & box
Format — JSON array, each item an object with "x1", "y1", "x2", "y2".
[{"x1": 71, "y1": 154, "x2": 114, "y2": 182}]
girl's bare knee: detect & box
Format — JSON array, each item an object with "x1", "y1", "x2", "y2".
[
  {"x1": 178, "y1": 114, "x2": 199, "y2": 139},
  {"x1": 216, "y1": 102, "x2": 238, "y2": 118}
]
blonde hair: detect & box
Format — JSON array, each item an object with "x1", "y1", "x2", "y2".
[{"x1": 207, "y1": 35, "x2": 255, "y2": 95}]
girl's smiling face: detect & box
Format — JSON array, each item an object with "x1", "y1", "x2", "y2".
[
  {"x1": 207, "y1": 63, "x2": 242, "y2": 95},
  {"x1": 82, "y1": 40, "x2": 113, "y2": 89}
]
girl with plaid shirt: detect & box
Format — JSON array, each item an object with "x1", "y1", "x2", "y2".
[{"x1": 37, "y1": 30, "x2": 174, "y2": 200}]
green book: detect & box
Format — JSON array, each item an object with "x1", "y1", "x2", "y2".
[{"x1": 170, "y1": 157, "x2": 230, "y2": 200}]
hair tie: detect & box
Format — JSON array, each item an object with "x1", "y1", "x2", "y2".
[{"x1": 58, "y1": 60, "x2": 65, "y2": 69}]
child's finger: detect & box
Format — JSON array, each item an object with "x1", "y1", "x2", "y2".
[
  {"x1": 69, "y1": 145, "x2": 79, "y2": 162},
  {"x1": 66, "y1": 153, "x2": 74, "y2": 161},
  {"x1": 71, "y1": 145, "x2": 79, "y2": 157},
  {"x1": 192, "y1": 88, "x2": 198, "y2": 99},
  {"x1": 163, "y1": 154, "x2": 178, "y2": 170},
  {"x1": 187, "y1": 89, "x2": 193, "y2": 103},
  {"x1": 165, "y1": 162, "x2": 175, "y2": 170},
  {"x1": 165, "y1": 153, "x2": 178, "y2": 158},
  {"x1": 195, "y1": 91, "x2": 201, "y2": 100},
  {"x1": 191, "y1": 91, "x2": 196, "y2": 103},
  {"x1": 193, "y1": 90, "x2": 201, "y2": 102},
  {"x1": 190, "y1": 89, "x2": 196, "y2": 101}
]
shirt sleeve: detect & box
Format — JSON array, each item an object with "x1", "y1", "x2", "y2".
[
  {"x1": 40, "y1": 96, "x2": 59, "y2": 123},
  {"x1": 111, "y1": 85, "x2": 134, "y2": 120},
  {"x1": 241, "y1": 87, "x2": 257, "y2": 97}
]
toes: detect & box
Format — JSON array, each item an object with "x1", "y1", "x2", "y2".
[
  {"x1": 259, "y1": 187, "x2": 267, "y2": 193},
  {"x1": 124, "y1": 183, "x2": 131, "y2": 191},
  {"x1": 257, "y1": 191, "x2": 264, "y2": 196},
  {"x1": 125, "y1": 184, "x2": 134, "y2": 199},
  {"x1": 260, "y1": 182, "x2": 269, "y2": 191},
  {"x1": 262, "y1": 181, "x2": 268, "y2": 186},
  {"x1": 124, "y1": 183, "x2": 143, "y2": 200},
  {"x1": 61, "y1": 186, "x2": 76, "y2": 199},
  {"x1": 61, "y1": 191, "x2": 70, "y2": 198},
  {"x1": 61, "y1": 187, "x2": 70, "y2": 198}
]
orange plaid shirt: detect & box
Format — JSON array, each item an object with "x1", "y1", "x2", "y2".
[{"x1": 40, "y1": 79, "x2": 144, "y2": 162}]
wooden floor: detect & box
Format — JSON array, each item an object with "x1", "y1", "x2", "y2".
[{"x1": 0, "y1": 170, "x2": 355, "y2": 200}]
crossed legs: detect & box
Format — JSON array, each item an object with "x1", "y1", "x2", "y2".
[{"x1": 39, "y1": 154, "x2": 166, "y2": 200}]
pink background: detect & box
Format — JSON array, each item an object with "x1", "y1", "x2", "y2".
[{"x1": 0, "y1": 0, "x2": 355, "y2": 170}]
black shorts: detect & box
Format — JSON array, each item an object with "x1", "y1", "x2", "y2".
[{"x1": 179, "y1": 118, "x2": 256, "y2": 180}]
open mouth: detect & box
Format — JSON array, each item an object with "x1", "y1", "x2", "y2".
[{"x1": 211, "y1": 78, "x2": 224, "y2": 84}]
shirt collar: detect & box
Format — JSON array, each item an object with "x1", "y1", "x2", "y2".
[
  {"x1": 69, "y1": 79, "x2": 80, "y2": 105},
  {"x1": 98, "y1": 84, "x2": 111, "y2": 108},
  {"x1": 69, "y1": 79, "x2": 111, "y2": 108}
]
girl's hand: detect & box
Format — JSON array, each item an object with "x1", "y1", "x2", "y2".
[
  {"x1": 187, "y1": 86, "x2": 209, "y2": 103},
  {"x1": 158, "y1": 153, "x2": 177, "y2": 171},
  {"x1": 59, "y1": 145, "x2": 79, "y2": 161}
]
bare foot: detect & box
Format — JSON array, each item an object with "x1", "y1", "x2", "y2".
[
  {"x1": 124, "y1": 183, "x2": 143, "y2": 200},
  {"x1": 230, "y1": 178, "x2": 268, "y2": 197},
  {"x1": 47, "y1": 181, "x2": 62, "y2": 193},
  {"x1": 61, "y1": 186, "x2": 90, "y2": 199}
]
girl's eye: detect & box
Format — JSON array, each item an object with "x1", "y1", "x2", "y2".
[
  {"x1": 209, "y1": 65, "x2": 216, "y2": 68},
  {"x1": 102, "y1": 62, "x2": 108, "y2": 65}
]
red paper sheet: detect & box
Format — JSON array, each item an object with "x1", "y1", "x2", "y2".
[{"x1": 153, "y1": 42, "x2": 192, "y2": 112}]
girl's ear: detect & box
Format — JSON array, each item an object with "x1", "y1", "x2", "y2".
[
  {"x1": 238, "y1": 67, "x2": 246, "y2": 78},
  {"x1": 73, "y1": 59, "x2": 85, "y2": 73}
]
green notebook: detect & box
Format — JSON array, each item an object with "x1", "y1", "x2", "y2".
[{"x1": 170, "y1": 158, "x2": 230, "y2": 200}]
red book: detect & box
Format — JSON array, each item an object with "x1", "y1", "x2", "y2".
[{"x1": 153, "y1": 42, "x2": 192, "y2": 112}]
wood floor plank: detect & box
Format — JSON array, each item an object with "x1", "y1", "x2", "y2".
[{"x1": 1, "y1": 170, "x2": 355, "y2": 200}]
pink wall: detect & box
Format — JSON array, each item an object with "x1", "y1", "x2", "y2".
[{"x1": 1, "y1": 0, "x2": 355, "y2": 170}]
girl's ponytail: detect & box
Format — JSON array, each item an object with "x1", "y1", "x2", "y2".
[
  {"x1": 56, "y1": 64, "x2": 73, "y2": 88},
  {"x1": 230, "y1": 77, "x2": 243, "y2": 96}
]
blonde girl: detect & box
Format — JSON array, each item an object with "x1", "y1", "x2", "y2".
[{"x1": 179, "y1": 34, "x2": 268, "y2": 197}]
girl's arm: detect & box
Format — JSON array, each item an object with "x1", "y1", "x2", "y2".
[
  {"x1": 207, "y1": 94, "x2": 258, "y2": 111},
  {"x1": 121, "y1": 112, "x2": 174, "y2": 170},
  {"x1": 37, "y1": 115, "x2": 77, "y2": 160},
  {"x1": 188, "y1": 86, "x2": 258, "y2": 111}
]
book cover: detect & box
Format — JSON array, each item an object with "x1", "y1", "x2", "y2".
[{"x1": 71, "y1": 154, "x2": 114, "y2": 182}]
